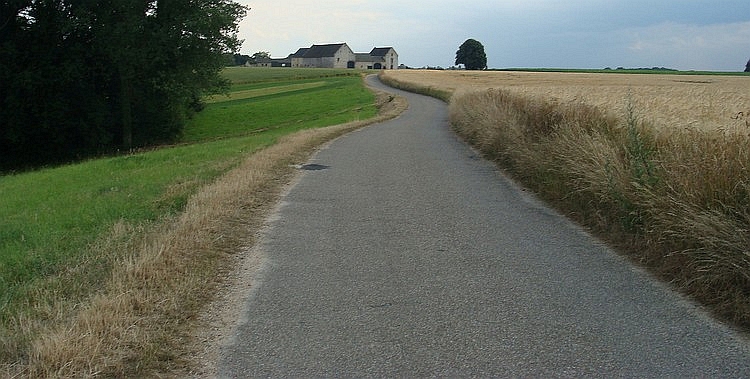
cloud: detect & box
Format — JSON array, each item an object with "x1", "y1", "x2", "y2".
[
  {"x1": 624, "y1": 21, "x2": 750, "y2": 70},
  {"x1": 235, "y1": 0, "x2": 750, "y2": 70}
]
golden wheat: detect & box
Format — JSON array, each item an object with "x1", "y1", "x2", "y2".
[{"x1": 383, "y1": 70, "x2": 750, "y2": 133}]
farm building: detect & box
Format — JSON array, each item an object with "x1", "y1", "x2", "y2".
[
  {"x1": 367, "y1": 47, "x2": 399, "y2": 70},
  {"x1": 248, "y1": 56, "x2": 292, "y2": 67},
  {"x1": 289, "y1": 43, "x2": 399, "y2": 69},
  {"x1": 292, "y1": 43, "x2": 356, "y2": 69}
]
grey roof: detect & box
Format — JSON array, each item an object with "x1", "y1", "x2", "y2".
[
  {"x1": 291, "y1": 48, "x2": 310, "y2": 58},
  {"x1": 303, "y1": 43, "x2": 348, "y2": 58},
  {"x1": 355, "y1": 53, "x2": 384, "y2": 63},
  {"x1": 370, "y1": 47, "x2": 394, "y2": 56}
]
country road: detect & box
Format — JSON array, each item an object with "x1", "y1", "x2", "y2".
[{"x1": 217, "y1": 75, "x2": 750, "y2": 377}]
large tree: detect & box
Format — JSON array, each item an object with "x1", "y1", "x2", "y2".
[
  {"x1": 455, "y1": 39, "x2": 487, "y2": 70},
  {"x1": 0, "y1": 0, "x2": 247, "y2": 169}
]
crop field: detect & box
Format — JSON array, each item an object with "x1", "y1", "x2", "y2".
[
  {"x1": 381, "y1": 69, "x2": 750, "y2": 330},
  {"x1": 383, "y1": 70, "x2": 750, "y2": 132},
  {"x1": 0, "y1": 68, "x2": 380, "y2": 376}
]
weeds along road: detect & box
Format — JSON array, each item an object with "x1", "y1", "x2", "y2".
[{"x1": 218, "y1": 75, "x2": 750, "y2": 377}]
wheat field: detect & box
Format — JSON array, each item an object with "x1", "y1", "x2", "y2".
[{"x1": 383, "y1": 70, "x2": 750, "y2": 133}]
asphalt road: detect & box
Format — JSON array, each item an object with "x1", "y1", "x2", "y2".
[{"x1": 218, "y1": 75, "x2": 750, "y2": 377}]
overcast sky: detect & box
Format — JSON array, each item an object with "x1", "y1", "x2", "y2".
[{"x1": 235, "y1": 0, "x2": 750, "y2": 71}]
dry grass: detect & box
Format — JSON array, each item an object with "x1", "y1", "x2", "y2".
[
  {"x1": 381, "y1": 69, "x2": 750, "y2": 330},
  {"x1": 3, "y1": 87, "x2": 407, "y2": 378}
]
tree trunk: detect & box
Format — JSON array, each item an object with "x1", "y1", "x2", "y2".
[{"x1": 119, "y1": 66, "x2": 133, "y2": 150}]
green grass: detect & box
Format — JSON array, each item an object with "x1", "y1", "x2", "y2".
[
  {"x1": 0, "y1": 68, "x2": 377, "y2": 359},
  {"x1": 184, "y1": 75, "x2": 376, "y2": 142},
  {"x1": 221, "y1": 66, "x2": 368, "y2": 84}
]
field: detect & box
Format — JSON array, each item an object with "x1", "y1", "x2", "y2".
[
  {"x1": 381, "y1": 69, "x2": 750, "y2": 330},
  {"x1": 383, "y1": 70, "x2": 750, "y2": 132},
  {"x1": 0, "y1": 68, "x2": 394, "y2": 377}
]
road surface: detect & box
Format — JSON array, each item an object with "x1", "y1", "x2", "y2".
[{"x1": 218, "y1": 75, "x2": 750, "y2": 377}]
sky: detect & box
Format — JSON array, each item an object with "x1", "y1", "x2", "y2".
[{"x1": 235, "y1": 0, "x2": 750, "y2": 71}]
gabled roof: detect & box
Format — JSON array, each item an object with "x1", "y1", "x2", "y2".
[
  {"x1": 290, "y1": 48, "x2": 310, "y2": 58},
  {"x1": 303, "y1": 43, "x2": 349, "y2": 58},
  {"x1": 370, "y1": 47, "x2": 394, "y2": 56}
]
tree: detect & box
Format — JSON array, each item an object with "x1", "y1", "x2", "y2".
[
  {"x1": 745, "y1": 58, "x2": 750, "y2": 72},
  {"x1": 0, "y1": 0, "x2": 248, "y2": 170},
  {"x1": 455, "y1": 39, "x2": 487, "y2": 70},
  {"x1": 231, "y1": 53, "x2": 251, "y2": 66},
  {"x1": 252, "y1": 51, "x2": 271, "y2": 61}
]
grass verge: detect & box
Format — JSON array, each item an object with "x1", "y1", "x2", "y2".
[
  {"x1": 380, "y1": 71, "x2": 750, "y2": 332},
  {"x1": 377, "y1": 73, "x2": 452, "y2": 102},
  {"x1": 1, "y1": 70, "x2": 404, "y2": 377}
]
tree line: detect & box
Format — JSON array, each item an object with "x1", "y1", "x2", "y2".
[{"x1": 0, "y1": 0, "x2": 247, "y2": 171}]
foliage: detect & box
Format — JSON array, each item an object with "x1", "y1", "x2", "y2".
[
  {"x1": 230, "y1": 53, "x2": 252, "y2": 66},
  {"x1": 745, "y1": 59, "x2": 750, "y2": 72},
  {"x1": 455, "y1": 38, "x2": 487, "y2": 70},
  {"x1": 251, "y1": 51, "x2": 271, "y2": 61},
  {"x1": 0, "y1": 0, "x2": 248, "y2": 171}
]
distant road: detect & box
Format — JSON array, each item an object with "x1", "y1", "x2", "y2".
[{"x1": 218, "y1": 75, "x2": 750, "y2": 377}]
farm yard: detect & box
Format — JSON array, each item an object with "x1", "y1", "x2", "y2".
[{"x1": 381, "y1": 69, "x2": 750, "y2": 330}]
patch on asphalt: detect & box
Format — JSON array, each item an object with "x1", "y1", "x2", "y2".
[{"x1": 298, "y1": 163, "x2": 330, "y2": 171}]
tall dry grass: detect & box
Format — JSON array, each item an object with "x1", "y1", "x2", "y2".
[
  {"x1": 3, "y1": 89, "x2": 406, "y2": 378},
  {"x1": 382, "y1": 70, "x2": 750, "y2": 329}
]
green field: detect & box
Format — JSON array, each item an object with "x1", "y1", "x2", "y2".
[
  {"x1": 184, "y1": 75, "x2": 375, "y2": 141},
  {"x1": 0, "y1": 68, "x2": 377, "y2": 360}
]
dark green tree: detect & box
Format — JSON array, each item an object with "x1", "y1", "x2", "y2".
[
  {"x1": 455, "y1": 39, "x2": 487, "y2": 70},
  {"x1": 86, "y1": 0, "x2": 248, "y2": 149},
  {"x1": 0, "y1": 0, "x2": 247, "y2": 170},
  {"x1": 0, "y1": 0, "x2": 112, "y2": 168},
  {"x1": 251, "y1": 51, "x2": 271, "y2": 60},
  {"x1": 745, "y1": 58, "x2": 750, "y2": 72}
]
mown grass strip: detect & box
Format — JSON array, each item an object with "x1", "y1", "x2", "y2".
[
  {"x1": 183, "y1": 76, "x2": 376, "y2": 142},
  {"x1": 221, "y1": 67, "x2": 367, "y2": 84},
  {"x1": 204, "y1": 81, "x2": 326, "y2": 103}
]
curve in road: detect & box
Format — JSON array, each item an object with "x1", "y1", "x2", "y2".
[{"x1": 218, "y1": 75, "x2": 750, "y2": 377}]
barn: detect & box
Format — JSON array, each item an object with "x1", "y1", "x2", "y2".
[
  {"x1": 291, "y1": 43, "x2": 356, "y2": 69},
  {"x1": 290, "y1": 43, "x2": 399, "y2": 69}
]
